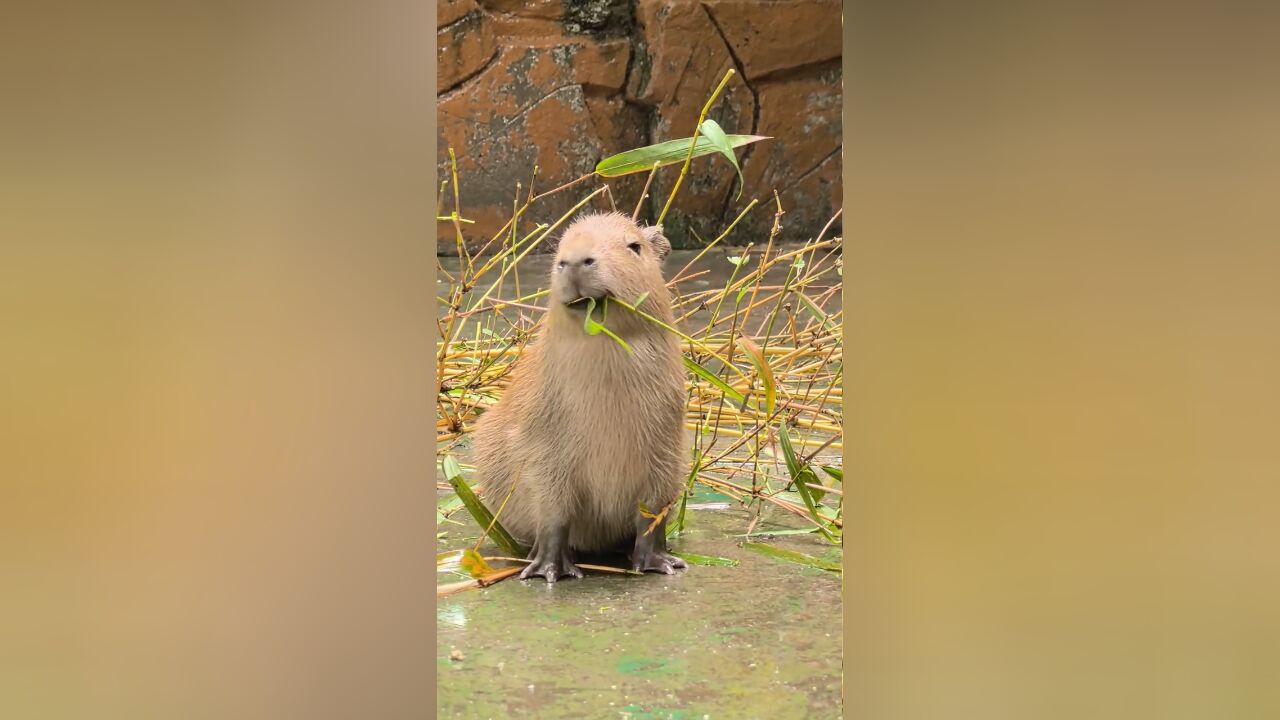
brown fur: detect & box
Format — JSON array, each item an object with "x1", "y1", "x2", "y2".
[{"x1": 472, "y1": 212, "x2": 687, "y2": 554}]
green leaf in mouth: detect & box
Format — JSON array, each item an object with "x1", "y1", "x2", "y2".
[{"x1": 583, "y1": 297, "x2": 633, "y2": 355}]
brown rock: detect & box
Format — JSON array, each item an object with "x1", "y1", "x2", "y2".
[
  {"x1": 777, "y1": 146, "x2": 840, "y2": 241},
  {"x1": 572, "y1": 39, "x2": 631, "y2": 91},
  {"x1": 628, "y1": 0, "x2": 757, "y2": 239},
  {"x1": 740, "y1": 69, "x2": 841, "y2": 196},
  {"x1": 438, "y1": 44, "x2": 612, "y2": 254},
  {"x1": 733, "y1": 66, "x2": 842, "y2": 242},
  {"x1": 584, "y1": 94, "x2": 646, "y2": 155},
  {"x1": 438, "y1": 0, "x2": 479, "y2": 28},
  {"x1": 478, "y1": 0, "x2": 564, "y2": 20},
  {"x1": 437, "y1": 11, "x2": 497, "y2": 94},
  {"x1": 487, "y1": 16, "x2": 574, "y2": 40},
  {"x1": 435, "y1": 0, "x2": 843, "y2": 253},
  {"x1": 702, "y1": 0, "x2": 842, "y2": 80}
]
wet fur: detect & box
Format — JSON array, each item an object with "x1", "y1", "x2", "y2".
[{"x1": 472, "y1": 212, "x2": 687, "y2": 554}]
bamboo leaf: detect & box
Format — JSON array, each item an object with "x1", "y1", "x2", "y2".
[
  {"x1": 820, "y1": 465, "x2": 843, "y2": 483},
  {"x1": 795, "y1": 291, "x2": 836, "y2": 332},
  {"x1": 683, "y1": 356, "x2": 745, "y2": 404},
  {"x1": 667, "y1": 449, "x2": 702, "y2": 538},
  {"x1": 743, "y1": 542, "x2": 841, "y2": 572},
  {"x1": 440, "y1": 455, "x2": 527, "y2": 557},
  {"x1": 670, "y1": 551, "x2": 739, "y2": 567},
  {"x1": 779, "y1": 425, "x2": 837, "y2": 542},
  {"x1": 583, "y1": 297, "x2": 634, "y2": 355},
  {"x1": 698, "y1": 118, "x2": 744, "y2": 200},
  {"x1": 738, "y1": 334, "x2": 775, "y2": 416},
  {"x1": 595, "y1": 134, "x2": 771, "y2": 177}
]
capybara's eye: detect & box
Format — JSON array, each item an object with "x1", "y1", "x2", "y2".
[{"x1": 627, "y1": 242, "x2": 641, "y2": 254}]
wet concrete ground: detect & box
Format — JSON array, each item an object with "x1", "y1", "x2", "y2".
[{"x1": 437, "y1": 505, "x2": 843, "y2": 719}]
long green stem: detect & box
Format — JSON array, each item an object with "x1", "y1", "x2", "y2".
[
  {"x1": 608, "y1": 297, "x2": 749, "y2": 382},
  {"x1": 657, "y1": 68, "x2": 736, "y2": 226}
]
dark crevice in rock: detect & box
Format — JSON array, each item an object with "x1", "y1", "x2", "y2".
[
  {"x1": 779, "y1": 143, "x2": 841, "y2": 198},
  {"x1": 438, "y1": 8, "x2": 484, "y2": 34},
  {"x1": 437, "y1": 45, "x2": 500, "y2": 100},
  {"x1": 753, "y1": 57, "x2": 843, "y2": 85},
  {"x1": 667, "y1": 52, "x2": 697, "y2": 110},
  {"x1": 619, "y1": 0, "x2": 656, "y2": 221},
  {"x1": 701, "y1": 2, "x2": 760, "y2": 227}
]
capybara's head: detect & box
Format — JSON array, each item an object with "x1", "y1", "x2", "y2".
[{"x1": 550, "y1": 212, "x2": 671, "y2": 311}]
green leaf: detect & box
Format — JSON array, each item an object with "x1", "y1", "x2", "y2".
[
  {"x1": 632, "y1": 291, "x2": 650, "y2": 306},
  {"x1": 795, "y1": 291, "x2": 836, "y2": 332},
  {"x1": 820, "y1": 465, "x2": 843, "y2": 483},
  {"x1": 699, "y1": 118, "x2": 744, "y2": 200},
  {"x1": 440, "y1": 454, "x2": 527, "y2": 557},
  {"x1": 778, "y1": 425, "x2": 838, "y2": 543},
  {"x1": 669, "y1": 551, "x2": 739, "y2": 567},
  {"x1": 742, "y1": 542, "x2": 841, "y2": 573},
  {"x1": 798, "y1": 468, "x2": 827, "y2": 505},
  {"x1": 595, "y1": 134, "x2": 771, "y2": 177},
  {"x1": 583, "y1": 297, "x2": 634, "y2": 355},
  {"x1": 667, "y1": 449, "x2": 702, "y2": 538},
  {"x1": 778, "y1": 423, "x2": 802, "y2": 479},
  {"x1": 683, "y1": 356, "x2": 745, "y2": 404},
  {"x1": 738, "y1": 334, "x2": 775, "y2": 416},
  {"x1": 726, "y1": 255, "x2": 747, "y2": 266}
]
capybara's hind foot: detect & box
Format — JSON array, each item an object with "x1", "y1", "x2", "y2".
[
  {"x1": 519, "y1": 525, "x2": 582, "y2": 583},
  {"x1": 519, "y1": 551, "x2": 583, "y2": 583},
  {"x1": 630, "y1": 513, "x2": 687, "y2": 575},
  {"x1": 629, "y1": 547, "x2": 687, "y2": 575}
]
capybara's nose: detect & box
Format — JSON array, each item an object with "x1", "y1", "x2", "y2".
[{"x1": 564, "y1": 257, "x2": 595, "y2": 286}]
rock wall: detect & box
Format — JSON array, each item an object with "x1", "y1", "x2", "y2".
[{"x1": 437, "y1": 0, "x2": 841, "y2": 255}]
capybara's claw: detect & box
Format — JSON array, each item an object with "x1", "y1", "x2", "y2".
[
  {"x1": 630, "y1": 549, "x2": 688, "y2": 575},
  {"x1": 520, "y1": 552, "x2": 583, "y2": 583}
]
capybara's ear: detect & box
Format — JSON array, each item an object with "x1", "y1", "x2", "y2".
[{"x1": 643, "y1": 224, "x2": 671, "y2": 260}]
